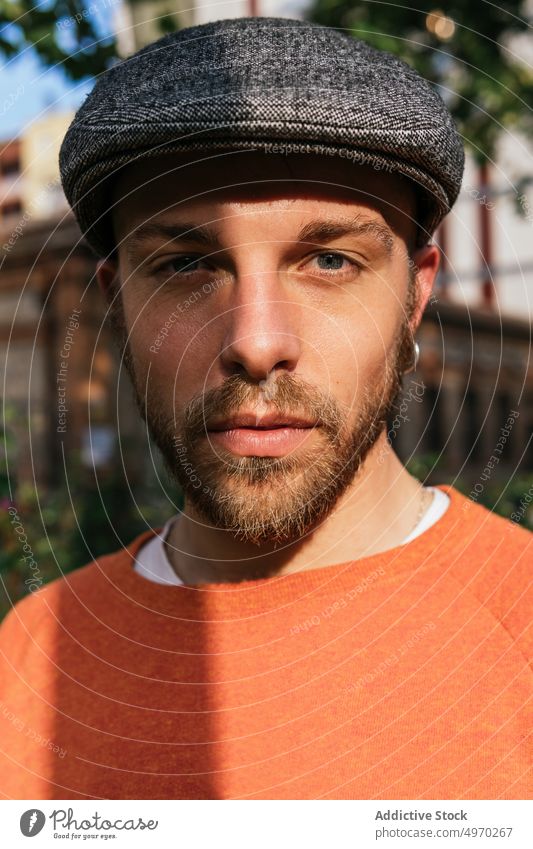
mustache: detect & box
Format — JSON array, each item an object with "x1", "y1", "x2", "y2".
[{"x1": 182, "y1": 372, "x2": 346, "y2": 443}]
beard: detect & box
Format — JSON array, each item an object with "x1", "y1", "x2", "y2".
[{"x1": 109, "y1": 279, "x2": 417, "y2": 546}]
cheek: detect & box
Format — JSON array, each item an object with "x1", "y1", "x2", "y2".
[
  {"x1": 124, "y1": 294, "x2": 220, "y2": 403},
  {"x1": 312, "y1": 301, "x2": 401, "y2": 383}
]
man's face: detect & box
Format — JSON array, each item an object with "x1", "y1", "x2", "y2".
[{"x1": 102, "y1": 151, "x2": 438, "y2": 545}]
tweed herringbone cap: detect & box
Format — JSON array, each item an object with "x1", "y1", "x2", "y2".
[{"x1": 59, "y1": 16, "x2": 465, "y2": 257}]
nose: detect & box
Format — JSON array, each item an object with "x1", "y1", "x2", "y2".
[{"x1": 220, "y1": 269, "x2": 302, "y2": 381}]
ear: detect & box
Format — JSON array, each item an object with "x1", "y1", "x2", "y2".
[
  {"x1": 410, "y1": 244, "x2": 440, "y2": 330},
  {"x1": 96, "y1": 259, "x2": 119, "y2": 305}
]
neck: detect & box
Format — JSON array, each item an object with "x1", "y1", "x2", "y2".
[{"x1": 164, "y1": 432, "x2": 425, "y2": 585}]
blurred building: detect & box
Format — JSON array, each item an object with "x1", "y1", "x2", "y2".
[
  {"x1": 393, "y1": 138, "x2": 533, "y2": 481},
  {"x1": 0, "y1": 139, "x2": 22, "y2": 224},
  {"x1": 114, "y1": 0, "x2": 193, "y2": 54},
  {"x1": 19, "y1": 112, "x2": 73, "y2": 220},
  {"x1": 0, "y1": 212, "x2": 146, "y2": 489},
  {"x1": 0, "y1": 112, "x2": 144, "y2": 489},
  {"x1": 438, "y1": 138, "x2": 533, "y2": 320},
  {"x1": 396, "y1": 300, "x2": 533, "y2": 479},
  {"x1": 0, "y1": 111, "x2": 72, "y2": 228}
]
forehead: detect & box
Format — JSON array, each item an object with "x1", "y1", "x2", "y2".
[{"x1": 110, "y1": 150, "x2": 417, "y2": 245}]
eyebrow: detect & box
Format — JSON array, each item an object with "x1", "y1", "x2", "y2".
[
  {"x1": 126, "y1": 222, "x2": 222, "y2": 263},
  {"x1": 297, "y1": 218, "x2": 394, "y2": 257},
  {"x1": 125, "y1": 215, "x2": 395, "y2": 261}
]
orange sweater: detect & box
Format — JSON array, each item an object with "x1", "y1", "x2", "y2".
[{"x1": 0, "y1": 486, "x2": 531, "y2": 800}]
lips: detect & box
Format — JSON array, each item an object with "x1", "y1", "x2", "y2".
[
  {"x1": 207, "y1": 412, "x2": 317, "y2": 431},
  {"x1": 206, "y1": 411, "x2": 319, "y2": 457}
]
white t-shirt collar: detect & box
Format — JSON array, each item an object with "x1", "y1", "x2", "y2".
[{"x1": 133, "y1": 486, "x2": 450, "y2": 587}]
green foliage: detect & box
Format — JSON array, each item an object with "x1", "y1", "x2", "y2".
[
  {"x1": 307, "y1": 0, "x2": 533, "y2": 161},
  {"x1": 454, "y1": 473, "x2": 533, "y2": 530},
  {"x1": 158, "y1": 11, "x2": 179, "y2": 35},
  {"x1": 0, "y1": 450, "x2": 180, "y2": 621},
  {"x1": 0, "y1": 0, "x2": 117, "y2": 80}
]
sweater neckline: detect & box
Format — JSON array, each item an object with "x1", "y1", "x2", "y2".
[{"x1": 97, "y1": 485, "x2": 467, "y2": 615}]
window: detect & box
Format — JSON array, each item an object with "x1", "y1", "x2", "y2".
[
  {"x1": 1, "y1": 201, "x2": 23, "y2": 219},
  {"x1": 1, "y1": 160, "x2": 20, "y2": 177}
]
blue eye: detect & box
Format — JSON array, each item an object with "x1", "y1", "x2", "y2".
[
  {"x1": 315, "y1": 253, "x2": 348, "y2": 271},
  {"x1": 165, "y1": 256, "x2": 205, "y2": 274}
]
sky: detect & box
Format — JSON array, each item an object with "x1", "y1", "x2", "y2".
[
  {"x1": 0, "y1": 50, "x2": 94, "y2": 138},
  {"x1": 0, "y1": 0, "x2": 115, "y2": 139}
]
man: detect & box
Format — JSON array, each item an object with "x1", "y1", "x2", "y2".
[{"x1": 0, "y1": 17, "x2": 530, "y2": 800}]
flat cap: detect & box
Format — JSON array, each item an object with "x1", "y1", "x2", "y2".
[{"x1": 59, "y1": 16, "x2": 465, "y2": 257}]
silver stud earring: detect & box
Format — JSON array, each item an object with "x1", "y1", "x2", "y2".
[{"x1": 404, "y1": 340, "x2": 420, "y2": 374}]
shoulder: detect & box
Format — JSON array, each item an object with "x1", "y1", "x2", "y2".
[
  {"x1": 448, "y1": 484, "x2": 531, "y2": 563},
  {"x1": 0, "y1": 527, "x2": 157, "y2": 664},
  {"x1": 444, "y1": 486, "x2": 532, "y2": 661},
  {"x1": 442, "y1": 483, "x2": 531, "y2": 551}
]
